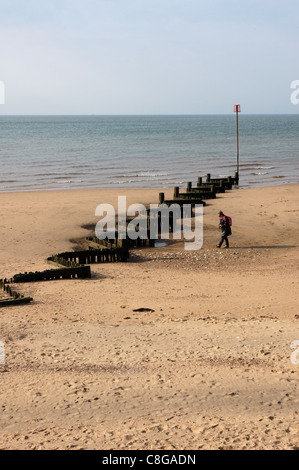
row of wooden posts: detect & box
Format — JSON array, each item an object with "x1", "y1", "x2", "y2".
[
  {"x1": 0, "y1": 246, "x2": 130, "y2": 304},
  {"x1": 0, "y1": 278, "x2": 33, "y2": 307},
  {"x1": 9, "y1": 246, "x2": 130, "y2": 285},
  {"x1": 48, "y1": 248, "x2": 130, "y2": 267},
  {"x1": 159, "y1": 172, "x2": 239, "y2": 208}
]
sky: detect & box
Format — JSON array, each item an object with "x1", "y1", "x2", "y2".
[{"x1": 0, "y1": 0, "x2": 298, "y2": 115}]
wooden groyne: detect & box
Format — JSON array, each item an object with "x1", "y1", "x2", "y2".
[
  {"x1": 0, "y1": 245, "x2": 130, "y2": 306},
  {"x1": 159, "y1": 171, "x2": 238, "y2": 208},
  {"x1": 159, "y1": 192, "x2": 206, "y2": 209},
  {"x1": 9, "y1": 246, "x2": 130, "y2": 285},
  {"x1": 12, "y1": 265, "x2": 91, "y2": 283},
  {"x1": 48, "y1": 248, "x2": 129, "y2": 265},
  {"x1": 87, "y1": 234, "x2": 154, "y2": 249},
  {"x1": 173, "y1": 186, "x2": 217, "y2": 201},
  {"x1": 0, "y1": 278, "x2": 33, "y2": 307}
]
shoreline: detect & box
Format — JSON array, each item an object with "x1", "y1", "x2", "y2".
[
  {"x1": 0, "y1": 179, "x2": 297, "y2": 195},
  {"x1": 0, "y1": 180, "x2": 297, "y2": 195}
]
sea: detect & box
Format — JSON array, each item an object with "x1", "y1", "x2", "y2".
[{"x1": 0, "y1": 115, "x2": 298, "y2": 192}]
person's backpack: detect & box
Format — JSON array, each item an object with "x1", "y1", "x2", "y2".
[
  {"x1": 224, "y1": 215, "x2": 232, "y2": 226},
  {"x1": 224, "y1": 215, "x2": 232, "y2": 235}
]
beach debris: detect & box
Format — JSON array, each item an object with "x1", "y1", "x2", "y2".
[{"x1": 133, "y1": 308, "x2": 155, "y2": 313}]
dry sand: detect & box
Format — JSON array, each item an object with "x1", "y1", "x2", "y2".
[{"x1": 0, "y1": 184, "x2": 298, "y2": 450}]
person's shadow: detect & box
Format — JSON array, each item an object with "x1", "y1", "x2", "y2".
[{"x1": 231, "y1": 245, "x2": 298, "y2": 249}]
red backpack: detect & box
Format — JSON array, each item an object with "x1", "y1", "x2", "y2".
[{"x1": 224, "y1": 215, "x2": 232, "y2": 226}]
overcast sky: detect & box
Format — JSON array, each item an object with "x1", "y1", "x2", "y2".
[{"x1": 0, "y1": 0, "x2": 298, "y2": 115}]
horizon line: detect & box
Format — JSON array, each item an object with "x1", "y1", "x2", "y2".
[{"x1": 0, "y1": 112, "x2": 298, "y2": 117}]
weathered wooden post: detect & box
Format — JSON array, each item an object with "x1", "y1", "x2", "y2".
[
  {"x1": 197, "y1": 176, "x2": 202, "y2": 187},
  {"x1": 174, "y1": 187, "x2": 179, "y2": 199},
  {"x1": 118, "y1": 238, "x2": 123, "y2": 249},
  {"x1": 187, "y1": 182, "x2": 192, "y2": 192},
  {"x1": 206, "y1": 173, "x2": 211, "y2": 183},
  {"x1": 159, "y1": 192, "x2": 165, "y2": 204}
]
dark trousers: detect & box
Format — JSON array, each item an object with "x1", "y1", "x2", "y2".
[{"x1": 218, "y1": 233, "x2": 229, "y2": 248}]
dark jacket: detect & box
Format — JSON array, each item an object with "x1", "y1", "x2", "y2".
[{"x1": 220, "y1": 215, "x2": 231, "y2": 236}]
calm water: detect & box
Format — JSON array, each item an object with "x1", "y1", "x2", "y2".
[{"x1": 0, "y1": 115, "x2": 298, "y2": 192}]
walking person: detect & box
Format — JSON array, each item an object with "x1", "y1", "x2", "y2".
[{"x1": 217, "y1": 211, "x2": 232, "y2": 248}]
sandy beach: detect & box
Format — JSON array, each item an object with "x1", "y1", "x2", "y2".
[{"x1": 0, "y1": 184, "x2": 298, "y2": 450}]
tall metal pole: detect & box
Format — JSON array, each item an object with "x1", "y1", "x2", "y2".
[
  {"x1": 234, "y1": 104, "x2": 241, "y2": 185},
  {"x1": 236, "y1": 108, "x2": 239, "y2": 176}
]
